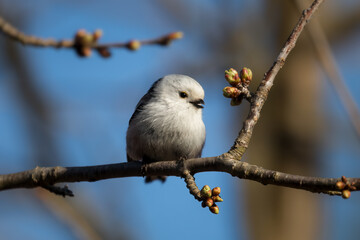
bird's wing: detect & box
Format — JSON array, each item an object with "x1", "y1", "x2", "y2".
[{"x1": 129, "y1": 78, "x2": 162, "y2": 124}]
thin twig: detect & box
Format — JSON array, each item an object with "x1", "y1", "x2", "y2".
[
  {"x1": 182, "y1": 170, "x2": 202, "y2": 201},
  {"x1": 36, "y1": 190, "x2": 103, "y2": 240},
  {"x1": 0, "y1": 15, "x2": 182, "y2": 51}
]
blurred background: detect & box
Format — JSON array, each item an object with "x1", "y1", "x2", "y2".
[{"x1": 0, "y1": 0, "x2": 359, "y2": 239}]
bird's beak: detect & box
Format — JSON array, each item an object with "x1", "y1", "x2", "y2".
[{"x1": 190, "y1": 99, "x2": 205, "y2": 109}]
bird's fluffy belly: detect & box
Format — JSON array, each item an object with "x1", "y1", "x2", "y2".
[{"x1": 127, "y1": 111, "x2": 205, "y2": 162}]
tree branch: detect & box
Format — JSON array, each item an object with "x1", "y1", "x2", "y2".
[{"x1": 0, "y1": 157, "x2": 358, "y2": 196}]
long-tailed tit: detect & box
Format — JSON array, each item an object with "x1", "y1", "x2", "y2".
[{"x1": 126, "y1": 74, "x2": 205, "y2": 182}]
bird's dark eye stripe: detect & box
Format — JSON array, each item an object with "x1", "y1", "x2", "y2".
[{"x1": 179, "y1": 91, "x2": 188, "y2": 98}]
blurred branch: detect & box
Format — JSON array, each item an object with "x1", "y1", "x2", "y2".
[
  {"x1": 322, "y1": 5, "x2": 360, "y2": 44},
  {"x1": 0, "y1": 157, "x2": 359, "y2": 197},
  {"x1": 36, "y1": 190, "x2": 103, "y2": 240},
  {"x1": 0, "y1": 15, "x2": 183, "y2": 57},
  {"x1": 2, "y1": 0, "x2": 356, "y2": 201},
  {"x1": 4, "y1": 18, "x2": 60, "y2": 166},
  {"x1": 295, "y1": 0, "x2": 360, "y2": 140}
]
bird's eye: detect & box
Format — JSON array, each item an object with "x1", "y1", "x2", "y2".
[{"x1": 179, "y1": 91, "x2": 188, "y2": 98}]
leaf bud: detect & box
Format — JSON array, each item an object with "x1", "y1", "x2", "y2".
[
  {"x1": 127, "y1": 40, "x2": 141, "y2": 51},
  {"x1": 342, "y1": 190, "x2": 351, "y2": 199},
  {"x1": 167, "y1": 31, "x2": 183, "y2": 40},
  {"x1": 205, "y1": 197, "x2": 214, "y2": 207},
  {"x1": 225, "y1": 68, "x2": 240, "y2": 86},
  {"x1": 335, "y1": 181, "x2": 345, "y2": 190},
  {"x1": 93, "y1": 29, "x2": 103, "y2": 41},
  {"x1": 209, "y1": 205, "x2": 219, "y2": 214},
  {"x1": 212, "y1": 187, "x2": 221, "y2": 196},
  {"x1": 212, "y1": 195, "x2": 223, "y2": 202},
  {"x1": 75, "y1": 29, "x2": 87, "y2": 40},
  {"x1": 223, "y1": 87, "x2": 241, "y2": 98},
  {"x1": 240, "y1": 67, "x2": 253, "y2": 86},
  {"x1": 200, "y1": 185, "x2": 212, "y2": 199},
  {"x1": 81, "y1": 47, "x2": 92, "y2": 57},
  {"x1": 97, "y1": 47, "x2": 111, "y2": 58}
]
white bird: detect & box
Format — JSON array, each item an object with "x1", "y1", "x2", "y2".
[{"x1": 126, "y1": 74, "x2": 206, "y2": 182}]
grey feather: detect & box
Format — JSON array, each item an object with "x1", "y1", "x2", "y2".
[{"x1": 129, "y1": 78, "x2": 162, "y2": 125}]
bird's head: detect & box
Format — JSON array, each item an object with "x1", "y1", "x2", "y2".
[{"x1": 156, "y1": 74, "x2": 205, "y2": 110}]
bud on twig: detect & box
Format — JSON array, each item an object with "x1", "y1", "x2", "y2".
[
  {"x1": 93, "y1": 29, "x2": 103, "y2": 41},
  {"x1": 205, "y1": 197, "x2": 214, "y2": 207},
  {"x1": 341, "y1": 176, "x2": 347, "y2": 182},
  {"x1": 223, "y1": 87, "x2": 241, "y2": 98},
  {"x1": 212, "y1": 187, "x2": 221, "y2": 196},
  {"x1": 83, "y1": 34, "x2": 94, "y2": 45},
  {"x1": 127, "y1": 40, "x2": 141, "y2": 51},
  {"x1": 240, "y1": 67, "x2": 252, "y2": 86},
  {"x1": 74, "y1": 29, "x2": 96, "y2": 57},
  {"x1": 167, "y1": 31, "x2": 183, "y2": 40},
  {"x1": 200, "y1": 185, "x2": 212, "y2": 198},
  {"x1": 159, "y1": 32, "x2": 184, "y2": 46},
  {"x1": 209, "y1": 205, "x2": 219, "y2": 214},
  {"x1": 225, "y1": 68, "x2": 240, "y2": 86},
  {"x1": 75, "y1": 29, "x2": 87, "y2": 40},
  {"x1": 335, "y1": 181, "x2": 346, "y2": 190},
  {"x1": 212, "y1": 195, "x2": 223, "y2": 202},
  {"x1": 82, "y1": 47, "x2": 92, "y2": 57},
  {"x1": 97, "y1": 47, "x2": 111, "y2": 58},
  {"x1": 342, "y1": 190, "x2": 351, "y2": 199}
]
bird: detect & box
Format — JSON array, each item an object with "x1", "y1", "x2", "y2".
[{"x1": 126, "y1": 74, "x2": 206, "y2": 182}]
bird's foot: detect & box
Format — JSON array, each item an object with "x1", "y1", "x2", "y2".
[{"x1": 141, "y1": 163, "x2": 148, "y2": 177}]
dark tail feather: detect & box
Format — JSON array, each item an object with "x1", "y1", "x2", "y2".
[{"x1": 145, "y1": 176, "x2": 167, "y2": 183}]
